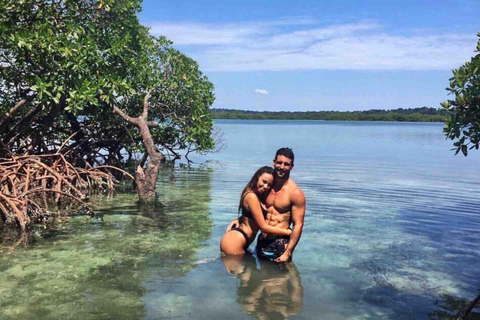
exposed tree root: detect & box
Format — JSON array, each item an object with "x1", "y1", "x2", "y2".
[{"x1": 0, "y1": 154, "x2": 132, "y2": 230}]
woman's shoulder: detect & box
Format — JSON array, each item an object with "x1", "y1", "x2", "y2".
[
  {"x1": 242, "y1": 191, "x2": 260, "y2": 207},
  {"x1": 243, "y1": 191, "x2": 259, "y2": 201}
]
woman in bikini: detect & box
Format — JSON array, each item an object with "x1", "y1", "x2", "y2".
[{"x1": 220, "y1": 166, "x2": 292, "y2": 255}]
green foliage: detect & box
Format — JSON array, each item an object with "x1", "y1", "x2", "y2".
[
  {"x1": 147, "y1": 42, "x2": 215, "y2": 155},
  {"x1": 211, "y1": 107, "x2": 448, "y2": 122},
  {"x1": 1, "y1": 0, "x2": 144, "y2": 113},
  {"x1": 0, "y1": 0, "x2": 215, "y2": 164},
  {"x1": 428, "y1": 294, "x2": 480, "y2": 319},
  {"x1": 442, "y1": 32, "x2": 480, "y2": 156}
]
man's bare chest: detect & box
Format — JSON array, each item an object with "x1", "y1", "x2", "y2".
[{"x1": 266, "y1": 191, "x2": 291, "y2": 213}]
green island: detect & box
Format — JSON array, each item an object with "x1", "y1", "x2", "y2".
[{"x1": 211, "y1": 107, "x2": 448, "y2": 122}]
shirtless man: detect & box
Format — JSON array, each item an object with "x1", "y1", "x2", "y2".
[
  {"x1": 256, "y1": 147, "x2": 306, "y2": 263},
  {"x1": 227, "y1": 148, "x2": 306, "y2": 262}
]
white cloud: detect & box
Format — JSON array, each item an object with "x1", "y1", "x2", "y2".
[
  {"x1": 149, "y1": 22, "x2": 262, "y2": 45},
  {"x1": 146, "y1": 19, "x2": 477, "y2": 72},
  {"x1": 255, "y1": 89, "x2": 269, "y2": 95}
]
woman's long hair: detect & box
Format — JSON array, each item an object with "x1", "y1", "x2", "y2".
[{"x1": 238, "y1": 166, "x2": 275, "y2": 211}]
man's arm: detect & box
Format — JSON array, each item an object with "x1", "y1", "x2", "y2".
[
  {"x1": 275, "y1": 188, "x2": 306, "y2": 262},
  {"x1": 286, "y1": 263, "x2": 303, "y2": 314},
  {"x1": 226, "y1": 218, "x2": 240, "y2": 232}
]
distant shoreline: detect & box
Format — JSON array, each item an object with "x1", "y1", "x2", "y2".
[{"x1": 211, "y1": 107, "x2": 448, "y2": 122}]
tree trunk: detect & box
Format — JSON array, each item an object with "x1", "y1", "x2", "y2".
[
  {"x1": 135, "y1": 157, "x2": 161, "y2": 202},
  {"x1": 112, "y1": 91, "x2": 164, "y2": 203}
]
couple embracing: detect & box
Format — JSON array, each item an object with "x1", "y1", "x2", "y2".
[{"x1": 220, "y1": 148, "x2": 306, "y2": 263}]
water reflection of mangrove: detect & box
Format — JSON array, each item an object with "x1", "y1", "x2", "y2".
[
  {"x1": 0, "y1": 167, "x2": 213, "y2": 320},
  {"x1": 222, "y1": 254, "x2": 304, "y2": 320}
]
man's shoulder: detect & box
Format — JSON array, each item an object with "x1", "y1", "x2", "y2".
[
  {"x1": 286, "y1": 179, "x2": 305, "y2": 201},
  {"x1": 286, "y1": 178, "x2": 303, "y2": 193}
]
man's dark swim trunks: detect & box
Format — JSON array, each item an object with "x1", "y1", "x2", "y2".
[{"x1": 256, "y1": 233, "x2": 289, "y2": 261}]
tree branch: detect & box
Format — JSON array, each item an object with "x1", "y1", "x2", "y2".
[
  {"x1": 142, "y1": 90, "x2": 152, "y2": 118},
  {"x1": 0, "y1": 99, "x2": 27, "y2": 127},
  {"x1": 456, "y1": 292, "x2": 480, "y2": 320},
  {"x1": 112, "y1": 105, "x2": 139, "y2": 125}
]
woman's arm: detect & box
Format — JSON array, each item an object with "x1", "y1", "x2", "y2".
[{"x1": 244, "y1": 193, "x2": 291, "y2": 236}]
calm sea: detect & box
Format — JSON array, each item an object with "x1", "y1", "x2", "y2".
[{"x1": 1, "y1": 120, "x2": 479, "y2": 320}]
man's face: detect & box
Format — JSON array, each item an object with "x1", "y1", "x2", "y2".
[{"x1": 273, "y1": 155, "x2": 293, "y2": 179}]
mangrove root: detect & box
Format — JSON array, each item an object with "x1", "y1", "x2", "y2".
[{"x1": 0, "y1": 153, "x2": 132, "y2": 230}]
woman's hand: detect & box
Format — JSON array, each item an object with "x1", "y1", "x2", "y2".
[{"x1": 226, "y1": 219, "x2": 240, "y2": 232}]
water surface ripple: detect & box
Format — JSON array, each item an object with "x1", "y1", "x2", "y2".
[{"x1": 1, "y1": 120, "x2": 479, "y2": 320}]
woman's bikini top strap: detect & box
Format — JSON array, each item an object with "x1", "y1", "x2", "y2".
[
  {"x1": 241, "y1": 205, "x2": 267, "y2": 219},
  {"x1": 241, "y1": 207, "x2": 254, "y2": 219},
  {"x1": 240, "y1": 191, "x2": 268, "y2": 219},
  {"x1": 261, "y1": 205, "x2": 268, "y2": 218}
]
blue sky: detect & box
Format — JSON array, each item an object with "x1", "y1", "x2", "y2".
[{"x1": 139, "y1": 0, "x2": 479, "y2": 111}]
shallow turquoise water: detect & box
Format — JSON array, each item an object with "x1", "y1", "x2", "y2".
[{"x1": 1, "y1": 120, "x2": 480, "y2": 319}]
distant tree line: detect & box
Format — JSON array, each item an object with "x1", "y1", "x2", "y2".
[{"x1": 211, "y1": 107, "x2": 448, "y2": 122}]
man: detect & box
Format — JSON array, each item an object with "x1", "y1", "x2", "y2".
[
  {"x1": 227, "y1": 147, "x2": 306, "y2": 262},
  {"x1": 225, "y1": 253, "x2": 304, "y2": 319},
  {"x1": 256, "y1": 147, "x2": 306, "y2": 262}
]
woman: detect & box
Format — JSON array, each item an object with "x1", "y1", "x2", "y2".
[{"x1": 220, "y1": 166, "x2": 292, "y2": 255}]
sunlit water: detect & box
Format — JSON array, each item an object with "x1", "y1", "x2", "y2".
[{"x1": 1, "y1": 120, "x2": 480, "y2": 320}]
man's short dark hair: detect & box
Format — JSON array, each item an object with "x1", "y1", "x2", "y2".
[{"x1": 274, "y1": 147, "x2": 294, "y2": 164}]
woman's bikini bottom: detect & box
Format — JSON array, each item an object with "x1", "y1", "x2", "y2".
[{"x1": 231, "y1": 227, "x2": 250, "y2": 248}]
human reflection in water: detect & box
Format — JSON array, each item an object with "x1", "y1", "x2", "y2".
[{"x1": 221, "y1": 253, "x2": 303, "y2": 320}]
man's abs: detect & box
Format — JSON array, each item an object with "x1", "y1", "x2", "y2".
[{"x1": 263, "y1": 210, "x2": 291, "y2": 239}]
